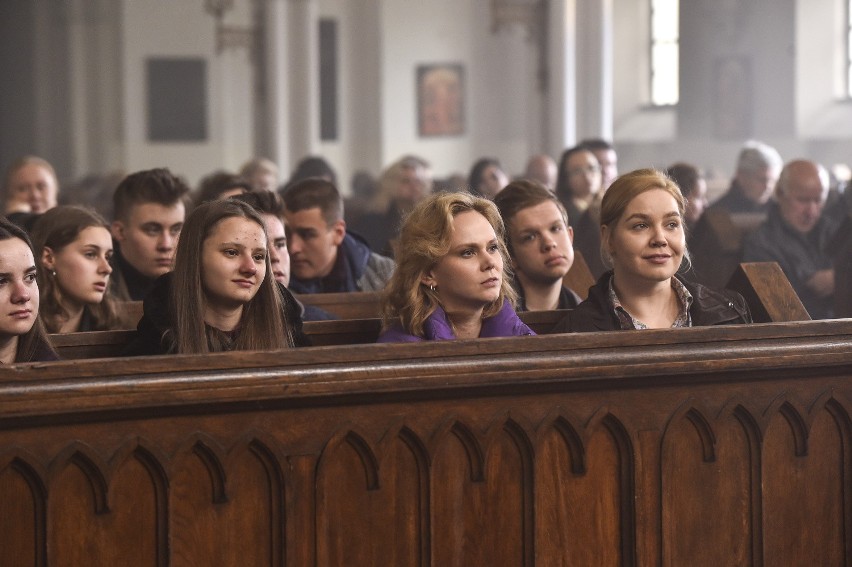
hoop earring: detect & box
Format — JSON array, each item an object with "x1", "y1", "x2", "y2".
[{"x1": 429, "y1": 284, "x2": 436, "y2": 292}]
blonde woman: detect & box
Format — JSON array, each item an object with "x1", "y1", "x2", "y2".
[
  {"x1": 554, "y1": 169, "x2": 751, "y2": 332},
  {"x1": 378, "y1": 192, "x2": 534, "y2": 342}
]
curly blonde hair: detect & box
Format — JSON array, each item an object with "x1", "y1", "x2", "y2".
[{"x1": 381, "y1": 192, "x2": 516, "y2": 337}]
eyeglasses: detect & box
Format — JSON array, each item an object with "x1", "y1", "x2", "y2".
[{"x1": 567, "y1": 164, "x2": 601, "y2": 178}]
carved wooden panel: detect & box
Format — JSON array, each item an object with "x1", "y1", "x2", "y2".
[{"x1": 0, "y1": 321, "x2": 851, "y2": 565}]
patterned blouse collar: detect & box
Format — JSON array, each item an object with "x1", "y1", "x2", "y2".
[{"x1": 608, "y1": 275, "x2": 693, "y2": 330}]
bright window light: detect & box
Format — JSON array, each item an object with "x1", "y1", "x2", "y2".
[{"x1": 651, "y1": 0, "x2": 679, "y2": 106}]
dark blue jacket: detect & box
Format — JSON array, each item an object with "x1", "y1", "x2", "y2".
[{"x1": 288, "y1": 233, "x2": 394, "y2": 294}]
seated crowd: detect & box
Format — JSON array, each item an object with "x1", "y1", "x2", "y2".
[{"x1": 0, "y1": 138, "x2": 849, "y2": 362}]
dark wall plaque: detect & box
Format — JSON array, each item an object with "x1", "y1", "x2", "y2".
[
  {"x1": 147, "y1": 58, "x2": 207, "y2": 142},
  {"x1": 319, "y1": 19, "x2": 338, "y2": 141}
]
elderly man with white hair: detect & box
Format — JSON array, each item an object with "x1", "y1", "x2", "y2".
[
  {"x1": 712, "y1": 140, "x2": 784, "y2": 214},
  {"x1": 743, "y1": 159, "x2": 840, "y2": 319}
]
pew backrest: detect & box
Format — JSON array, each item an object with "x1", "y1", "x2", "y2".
[
  {"x1": 726, "y1": 262, "x2": 810, "y2": 322},
  {"x1": 5, "y1": 320, "x2": 852, "y2": 564},
  {"x1": 51, "y1": 310, "x2": 573, "y2": 359},
  {"x1": 52, "y1": 262, "x2": 807, "y2": 360},
  {"x1": 295, "y1": 291, "x2": 382, "y2": 319},
  {"x1": 564, "y1": 249, "x2": 595, "y2": 299}
]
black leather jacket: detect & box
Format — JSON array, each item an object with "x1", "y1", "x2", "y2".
[{"x1": 552, "y1": 272, "x2": 752, "y2": 333}]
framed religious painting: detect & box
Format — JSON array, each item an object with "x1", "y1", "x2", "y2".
[{"x1": 417, "y1": 63, "x2": 465, "y2": 137}]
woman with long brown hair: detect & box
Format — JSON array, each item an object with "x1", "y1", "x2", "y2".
[
  {"x1": 31, "y1": 205, "x2": 126, "y2": 333},
  {"x1": 0, "y1": 216, "x2": 57, "y2": 362},
  {"x1": 124, "y1": 199, "x2": 307, "y2": 355}
]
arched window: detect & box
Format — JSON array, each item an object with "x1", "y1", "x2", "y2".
[{"x1": 651, "y1": 0, "x2": 679, "y2": 105}]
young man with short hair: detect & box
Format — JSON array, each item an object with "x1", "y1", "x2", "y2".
[
  {"x1": 283, "y1": 178, "x2": 394, "y2": 293},
  {"x1": 110, "y1": 168, "x2": 190, "y2": 300},
  {"x1": 494, "y1": 179, "x2": 582, "y2": 311}
]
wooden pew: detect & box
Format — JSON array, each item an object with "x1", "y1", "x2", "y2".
[
  {"x1": 564, "y1": 249, "x2": 595, "y2": 299},
  {"x1": 3, "y1": 320, "x2": 852, "y2": 564},
  {"x1": 53, "y1": 261, "x2": 802, "y2": 359},
  {"x1": 50, "y1": 309, "x2": 571, "y2": 359},
  {"x1": 726, "y1": 262, "x2": 811, "y2": 322},
  {"x1": 53, "y1": 262, "x2": 804, "y2": 360},
  {"x1": 295, "y1": 291, "x2": 382, "y2": 319},
  {"x1": 116, "y1": 292, "x2": 380, "y2": 326}
]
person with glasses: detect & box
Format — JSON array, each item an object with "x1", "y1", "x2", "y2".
[
  {"x1": 555, "y1": 146, "x2": 603, "y2": 226},
  {"x1": 555, "y1": 146, "x2": 606, "y2": 277}
]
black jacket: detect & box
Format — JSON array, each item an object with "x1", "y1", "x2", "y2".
[
  {"x1": 110, "y1": 243, "x2": 158, "y2": 302},
  {"x1": 742, "y1": 202, "x2": 838, "y2": 319},
  {"x1": 516, "y1": 283, "x2": 581, "y2": 312},
  {"x1": 552, "y1": 272, "x2": 752, "y2": 333},
  {"x1": 123, "y1": 273, "x2": 309, "y2": 356},
  {"x1": 709, "y1": 180, "x2": 769, "y2": 215}
]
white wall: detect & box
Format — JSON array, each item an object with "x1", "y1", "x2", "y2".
[
  {"x1": 376, "y1": 0, "x2": 539, "y2": 179},
  {"x1": 12, "y1": 0, "x2": 852, "y2": 194},
  {"x1": 121, "y1": 0, "x2": 255, "y2": 186},
  {"x1": 317, "y1": 0, "x2": 382, "y2": 190}
]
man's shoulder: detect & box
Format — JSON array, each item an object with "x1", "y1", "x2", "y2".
[
  {"x1": 359, "y1": 251, "x2": 395, "y2": 291},
  {"x1": 368, "y1": 251, "x2": 395, "y2": 270}
]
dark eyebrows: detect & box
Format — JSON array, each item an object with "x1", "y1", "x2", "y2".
[
  {"x1": 292, "y1": 227, "x2": 318, "y2": 236},
  {"x1": 624, "y1": 211, "x2": 681, "y2": 222},
  {"x1": 218, "y1": 241, "x2": 267, "y2": 251},
  {"x1": 0, "y1": 265, "x2": 35, "y2": 278}
]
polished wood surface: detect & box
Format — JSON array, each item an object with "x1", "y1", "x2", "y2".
[
  {"x1": 50, "y1": 310, "x2": 571, "y2": 359},
  {"x1": 564, "y1": 249, "x2": 595, "y2": 299},
  {"x1": 115, "y1": 292, "x2": 381, "y2": 325},
  {"x1": 2, "y1": 320, "x2": 852, "y2": 565},
  {"x1": 296, "y1": 290, "x2": 383, "y2": 319},
  {"x1": 55, "y1": 262, "x2": 805, "y2": 360},
  {"x1": 726, "y1": 262, "x2": 811, "y2": 322}
]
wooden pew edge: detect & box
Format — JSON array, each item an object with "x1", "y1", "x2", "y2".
[{"x1": 7, "y1": 321, "x2": 852, "y2": 425}]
